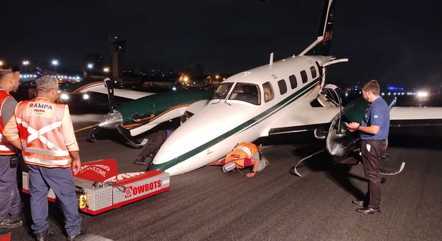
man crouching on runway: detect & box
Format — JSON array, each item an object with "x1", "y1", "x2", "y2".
[
  {"x1": 4, "y1": 76, "x2": 83, "y2": 241},
  {"x1": 214, "y1": 142, "x2": 269, "y2": 178}
]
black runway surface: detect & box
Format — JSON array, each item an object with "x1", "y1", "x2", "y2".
[{"x1": 10, "y1": 123, "x2": 442, "y2": 241}]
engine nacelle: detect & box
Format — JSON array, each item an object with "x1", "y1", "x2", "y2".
[{"x1": 326, "y1": 97, "x2": 368, "y2": 160}]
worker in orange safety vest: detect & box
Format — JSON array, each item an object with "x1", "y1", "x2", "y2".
[
  {"x1": 0, "y1": 68, "x2": 23, "y2": 230},
  {"x1": 221, "y1": 142, "x2": 269, "y2": 177},
  {"x1": 3, "y1": 75, "x2": 82, "y2": 241}
]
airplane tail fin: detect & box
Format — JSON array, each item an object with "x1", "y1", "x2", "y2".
[{"x1": 299, "y1": 0, "x2": 335, "y2": 56}]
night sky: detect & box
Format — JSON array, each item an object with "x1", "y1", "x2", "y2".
[{"x1": 1, "y1": 0, "x2": 441, "y2": 87}]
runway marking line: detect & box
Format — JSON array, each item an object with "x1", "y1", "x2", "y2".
[{"x1": 75, "y1": 124, "x2": 98, "y2": 133}]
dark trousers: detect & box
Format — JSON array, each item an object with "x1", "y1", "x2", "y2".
[
  {"x1": 360, "y1": 139, "x2": 387, "y2": 209},
  {"x1": 0, "y1": 155, "x2": 21, "y2": 221},
  {"x1": 28, "y1": 165, "x2": 81, "y2": 236}
]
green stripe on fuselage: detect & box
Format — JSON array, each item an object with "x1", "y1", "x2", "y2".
[{"x1": 151, "y1": 79, "x2": 320, "y2": 171}]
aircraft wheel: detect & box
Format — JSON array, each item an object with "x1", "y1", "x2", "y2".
[{"x1": 87, "y1": 128, "x2": 97, "y2": 143}]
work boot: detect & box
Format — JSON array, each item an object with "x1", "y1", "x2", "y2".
[
  {"x1": 352, "y1": 200, "x2": 364, "y2": 208},
  {"x1": 35, "y1": 230, "x2": 49, "y2": 241},
  {"x1": 356, "y1": 207, "x2": 381, "y2": 215},
  {"x1": 67, "y1": 231, "x2": 85, "y2": 241},
  {"x1": 0, "y1": 218, "x2": 23, "y2": 229}
]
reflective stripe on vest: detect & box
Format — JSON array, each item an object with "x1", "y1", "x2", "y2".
[
  {"x1": 237, "y1": 145, "x2": 252, "y2": 157},
  {"x1": 0, "y1": 90, "x2": 15, "y2": 155},
  {"x1": 22, "y1": 156, "x2": 71, "y2": 168},
  {"x1": 226, "y1": 142, "x2": 258, "y2": 169},
  {"x1": 15, "y1": 100, "x2": 71, "y2": 167},
  {"x1": 16, "y1": 118, "x2": 68, "y2": 156}
]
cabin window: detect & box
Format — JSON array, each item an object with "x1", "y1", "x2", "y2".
[
  {"x1": 278, "y1": 79, "x2": 287, "y2": 95},
  {"x1": 289, "y1": 74, "x2": 297, "y2": 89},
  {"x1": 229, "y1": 83, "x2": 261, "y2": 105},
  {"x1": 212, "y1": 82, "x2": 233, "y2": 100},
  {"x1": 262, "y1": 82, "x2": 274, "y2": 103},
  {"x1": 301, "y1": 70, "x2": 308, "y2": 83},
  {"x1": 310, "y1": 66, "x2": 317, "y2": 79}
]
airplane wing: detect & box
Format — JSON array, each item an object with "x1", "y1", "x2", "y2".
[
  {"x1": 265, "y1": 105, "x2": 339, "y2": 136},
  {"x1": 265, "y1": 100, "x2": 442, "y2": 138},
  {"x1": 390, "y1": 107, "x2": 442, "y2": 127},
  {"x1": 69, "y1": 81, "x2": 155, "y2": 100}
]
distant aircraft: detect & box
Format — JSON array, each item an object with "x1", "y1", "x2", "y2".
[{"x1": 149, "y1": 0, "x2": 442, "y2": 175}]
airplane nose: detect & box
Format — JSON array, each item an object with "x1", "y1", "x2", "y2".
[{"x1": 150, "y1": 103, "x2": 257, "y2": 175}]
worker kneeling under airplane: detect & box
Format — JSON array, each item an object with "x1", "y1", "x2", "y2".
[{"x1": 212, "y1": 142, "x2": 269, "y2": 178}]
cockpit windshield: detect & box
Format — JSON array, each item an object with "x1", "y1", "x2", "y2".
[
  {"x1": 228, "y1": 83, "x2": 261, "y2": 105},
  {"x1": 212, "y1": 83, "x2": 233, "y2": 100}
]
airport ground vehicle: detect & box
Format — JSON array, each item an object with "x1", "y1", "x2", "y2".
[{"x1": 22, "y1": 159, "x2": 170, "y2": 215}]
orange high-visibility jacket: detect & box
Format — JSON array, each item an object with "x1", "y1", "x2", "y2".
[
  {"x1": 225, "y1": 142, "x2": 259, "y2": 169},
  {"x1": 0, "y1": 90, "x2": 16, "y2": 155},
  {"x1": 15, "y1": 98, "x2": 72, "y2": 167}
]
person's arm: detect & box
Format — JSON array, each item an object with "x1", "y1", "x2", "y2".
[
  {"x1": 2, "y1": 97, "x2": 22, "y2": 149},
  {"x1": 61, "y1": 105, "x2": 81, "y2": 174},
  {"x1": 346, "y1": 121, "x2": 380, "y2": 134},
  {"x1": 69, "y1": 151, "x2": 81, "y2": 175},
  {"x1": 346, "y1": 103, "x2": 385, "y2": 135},
  {"x1": 357, "y1": 125, "x2": 380, "y2": 135},
  {"x1": 3, "y1": 115, "x2": 22, "y2": 150},
  {"x1": 246, "y1": 158, "x2": 259, "y2": 178}
]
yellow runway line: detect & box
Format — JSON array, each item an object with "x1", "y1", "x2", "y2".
[{"x1": 75, "y1": 124, "x2": 98, "y2": 133}]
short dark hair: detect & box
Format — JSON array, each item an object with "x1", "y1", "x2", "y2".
[
  {"x1": 362, "y1": 80, "x2": 380, "y2": 96},
  {"x1": 0, "y1": 69, "x2": 12, "y2": 80},
  {"x1": 0, "y1": 66, "x2": 20, "y2": 79}
]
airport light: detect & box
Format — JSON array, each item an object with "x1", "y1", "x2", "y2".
[
  {"x1": 178, "y1": 73, "x2": 191, "y2": 86},
  {"x1": 82, "y1": 93, "x2": 90, "y2": 100},
  {"x1": 51, "y1": 59, "x2": 60, "y2": 67},
  {"x1": 416, "y1": 90, "x2": 429, "y2": 99},
  {"x1": 60, "y1": 93, "x2": 70, "y2": 101},
  {"x1": 22, "y1": 60, "x2": 30, "y2": 66},
  {"x1": 103, "y1": 66, "x2": 110, "y2": 73}
]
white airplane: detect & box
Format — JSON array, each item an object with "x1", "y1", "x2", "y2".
[{"x1": 150, "y1": 0, "x2": 442, "y2": 175}]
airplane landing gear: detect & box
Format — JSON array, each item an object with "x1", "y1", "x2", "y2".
[{"x1": 87, "y1": 127, "x2": 98, "y2": 143}]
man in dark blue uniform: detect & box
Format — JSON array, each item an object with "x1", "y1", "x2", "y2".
[{"x1": 346, "y1": 80, "x2": 390, "y2": 215}]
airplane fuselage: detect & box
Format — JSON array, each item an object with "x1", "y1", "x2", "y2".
[{"x1": 151, "y1": 55, "x2": 338, "y2": 175}]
